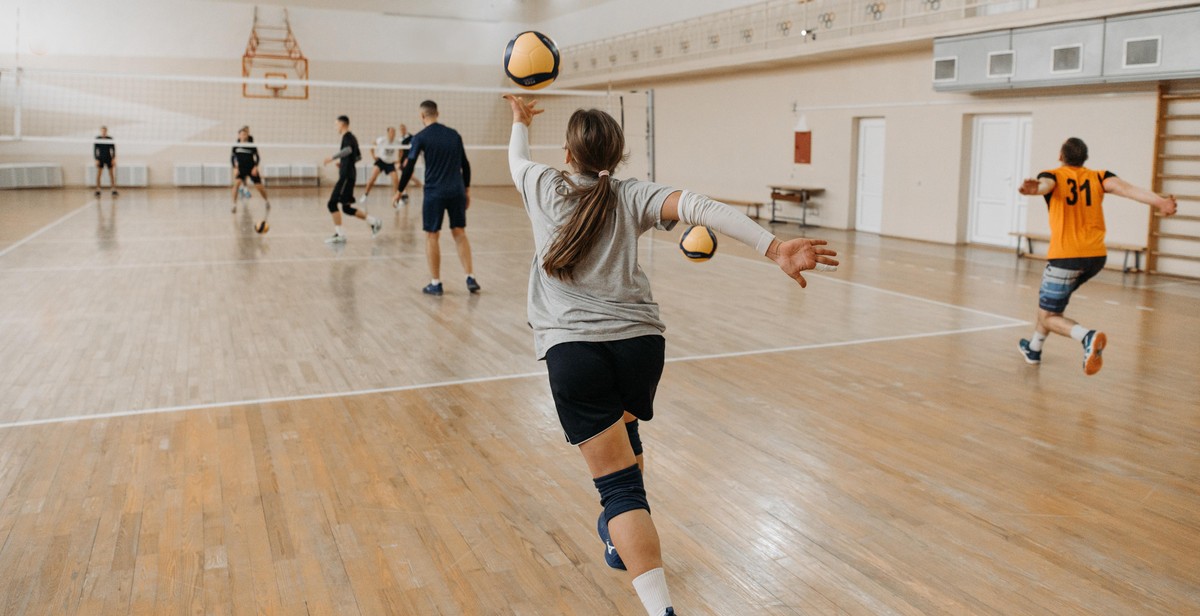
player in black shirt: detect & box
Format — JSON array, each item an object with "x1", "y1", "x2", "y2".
[
  {"x1": 93, "y1": 126, "x2": 117, "y2": 197},
  {"x1": 322, "y1": 115, "x2": 381, "y2": 243},
  {"x1": 230, "y1": 127, "x2": 270, "y2": 213}
]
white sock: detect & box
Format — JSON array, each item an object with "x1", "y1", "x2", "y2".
[
  {"x1": 431, "y1": 278, "x2": 441, "y2": 285},
  {"x1": 367, "y1": 215, "x2": 378, "y2": 224},
  {"x1": 466, "y1": 273, "x2": 475, "y2": 279},
  {"x1": 632, "y1": 568, "x2": 672, "y2": 616},
  {"x1": 1070, "y1": 324, "x2": 1089, "y2": 342},
  {"x1": 334, "y1": 225, "x2": 343, "y2": 235},
  {"x1": 1029, "y1": 332, "x2": 1047, "y2": 352}
]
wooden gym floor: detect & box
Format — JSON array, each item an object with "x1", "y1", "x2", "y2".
[{"x1": 0, "y1": 187, "x2": 1197, "y2": 615}]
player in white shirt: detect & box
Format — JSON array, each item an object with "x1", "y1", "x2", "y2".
[{"x1": 360, "y1": 125, "x2": 404, "y2": 207}]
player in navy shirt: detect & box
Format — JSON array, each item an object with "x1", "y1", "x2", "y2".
[
  {"x1": 398, "y1": 100, "x2": 478, "y2": 295},
  {"x1": 322, "y1": 115, "x2": 381, "y2": 243}
]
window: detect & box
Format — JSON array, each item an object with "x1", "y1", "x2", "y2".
[
  {"x1": 933, "y1": 57, "x2": 958, "y2": 82},
  {"x1": 1051, "y1": 44, "x2": 1082, "y2": 73},
  {"x1": 987, "y1": 50, "x2": 1015, "y2": 78},
  {"x1": 1123, "y1": 36, "x2": 1161, "y2": 68}
]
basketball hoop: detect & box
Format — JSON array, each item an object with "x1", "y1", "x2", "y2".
[{"x1": 264, "y1": 73, "x2": 288, "y2": 97}]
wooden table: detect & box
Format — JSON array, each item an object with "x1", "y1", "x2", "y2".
[{"x1": 768, "y1": 185, "x2": 825, "y2": 227}]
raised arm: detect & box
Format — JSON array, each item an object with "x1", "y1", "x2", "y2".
[
  {"x1": 504, "y1": 95, "x2": 544, "y2": 186},
  {"x1": 1103, "y1": 176, "x2": 1177, "y2": 216},
  {"x1": 660, "y1": 192, "x2": 838, "y2": 288}
]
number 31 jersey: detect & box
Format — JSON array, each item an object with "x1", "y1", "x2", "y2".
[{"x1": 1037, "y1": 166, "x2": 1116, "y2": 259}]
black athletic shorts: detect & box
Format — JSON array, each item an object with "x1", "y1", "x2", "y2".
[
  {"x1": 545, "y1": 335, "x2": 665, "y2": 445},
  {"x1": 374, "y1": 159, "x2": 396, "y2": 174},
  {"x1": 422, "y1": 193, "x2": 467, "y2": 232},
  {"x1": 95, "y1": 158, "x2": 113, "y2": 169},
  {"x1": 236, "y1": 165, "x2": 262, "y2": 184}
]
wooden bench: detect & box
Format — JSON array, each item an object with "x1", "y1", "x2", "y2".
[
  {"x1": 715, "y1": 198, "x2": 764, "y2": 219},
  {"x1": 1009, "y1": 232, "x2": 1147, "y2": 273}
]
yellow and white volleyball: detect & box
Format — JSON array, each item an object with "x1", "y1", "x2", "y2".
[
  {"x1": 504, "y1": 31, "x2": 560, "y2": 90},
  {"x1": 679, "y1": 226, "x2": 718, "y2": 262},
  {"x1": 255, "y1": 220, "x2": 269, "y2": 234}
]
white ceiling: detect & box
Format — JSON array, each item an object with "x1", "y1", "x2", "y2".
[{"x1": 205, "y1": 0, "x2": 618, "y2": 23}]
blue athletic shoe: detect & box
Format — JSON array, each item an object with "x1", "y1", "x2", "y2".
[
  {"x1": 1018, "y1": 339, "x2": 1041, "y2": 365},
  {"x1": 596, "y1": 513, "x2": 627, "y2": 571},
  {"x1": 665, "y1": 609, "x2": 675, "y2": 616},
  {"x1": 1081, "y1": 330, "x2": 1106, "y2": 376},
  {"x1": 466, "y1": 276, "x2": 481, "y2": 294},
  {"x1": 422, "y1": 282, "x2": 443, "y2": 296}
]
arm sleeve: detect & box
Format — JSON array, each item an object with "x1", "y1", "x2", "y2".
[
  {"x1": 331, "y1": 146, "x2": 353, "y2": 160},
  {"x1": 508, "y1": 123, "x2": 538, "y2": 188},
  {"x1": 252, "y1": 146, "x2": 259, "y2": 166},
  {"x1": 397, "y1": 154, "x2": 415, "y2": 192},
  {"x1": 231, "y1": 148, "x2": 237, "y2": 166},
  {"x1": 679, "y1": 191, "x2": 776, "y2": 256}
]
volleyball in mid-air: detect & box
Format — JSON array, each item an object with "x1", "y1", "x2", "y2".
[
  {"x1": 504, "y1": 31, "x2": 560, "y2": 90},
  {"x1": 679, "y1": 226, "x2": 718, "y2": 262},
  {"x1": 255, "y1": 220, "x2": 269, "y2": 234}
]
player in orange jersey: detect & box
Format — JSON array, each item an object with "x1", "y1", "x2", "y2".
[{"x1": 1017, "y1": 137, "x2": 1176, "y2": 375}]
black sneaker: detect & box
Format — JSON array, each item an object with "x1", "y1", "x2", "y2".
[
  {"x1": 466, "y1": 276, "x2": 481, "y2": 293},
  {"x1": 94, "y1": 190, "x2": 101, "y2": 197},
  {"x1": 111, "y1": 190, "x2": 118, "y2": 196},
  {"x1": 596, "y1": 513, "x2": 627, "y2": 571},
  {"x1": 1018, "y1": 339, "x2": 1041, "y2": 365},
  {"x1": 423, "y1": 282, "x2": 443, "y2": 296}
]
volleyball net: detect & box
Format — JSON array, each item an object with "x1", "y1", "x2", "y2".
[{"x1": 0, "y1": 68, "x2": 652, "y2": 185}]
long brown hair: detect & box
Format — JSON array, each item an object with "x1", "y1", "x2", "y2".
[{"x1": 542, "y1": 109, "x2": 626, "y2": 281}]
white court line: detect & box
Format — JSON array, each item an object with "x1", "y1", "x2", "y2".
[
  {"x1": 0, "y1": 249, "x2": 532, "y2": 273},
  {"x1": 0, "y1": 321, "x2": 1027, "y2": 431},
  {"x1": 0, "y1": 200, "x2": 95, "y2": 259}
]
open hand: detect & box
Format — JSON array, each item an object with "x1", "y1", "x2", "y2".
[
  {"x1": 503, "y1": 94, "x2": 544, "y2": 126},
  {"x1": 1160, "y1": 195, "x2": 1178, "y2": 217},
  {"x1": 767, "y1": 238, "x2": 839, "y2": 288}
]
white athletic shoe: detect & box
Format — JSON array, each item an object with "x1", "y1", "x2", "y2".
[
  {"x1": 358, "y1": 193, "x2": 370, "y2": 204},
  {"x1": 324, "y1": 233, "x2": 347, "y2": 244}
]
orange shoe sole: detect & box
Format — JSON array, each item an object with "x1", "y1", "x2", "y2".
[{"x1": 1084, "y1": 332, "x2": 1107, "y2": 376}]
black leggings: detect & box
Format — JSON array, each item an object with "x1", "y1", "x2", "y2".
[{"x1": 327, "y1": 168, "x2": 358, "y2": 215}]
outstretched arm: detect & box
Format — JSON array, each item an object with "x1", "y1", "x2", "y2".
[
  {"x1": 661, "y1": 192, "x2": 839, "y2": 288},
  {"x1": 1019, "y1": 177, "x2": 1055, "y2": 196},
  {"x1": 1103, "y1": 176, "x2": 1177, "y2": 216}
]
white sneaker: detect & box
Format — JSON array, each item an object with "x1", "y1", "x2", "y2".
[
  {"x1": 324, "y1": 233, "x2": 347, "y2": 244},
  {"x1": 370, "y1": 218, "x2": 382, "y2": 237},
  {"x1": 358, "y1": 193, "x2": 370, "y2": 204}
]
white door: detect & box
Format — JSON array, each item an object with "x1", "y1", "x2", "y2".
[
  {"x1": 968, "y1": 115, "x2": 1031, "y2": 247},
  {"x1": 855, "y1": 118, "x2": 886, "y2": 234}
]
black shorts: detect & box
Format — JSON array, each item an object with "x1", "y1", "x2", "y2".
[
  {"x1": 374, "y1": 159, "x2": 396, "y2": 174},
  {"x1": 1038, "y1": 256, "x2": 1107, "y2": 313},
  {"x1": 95, "y1": 158, "x2": 113, "y2": 169},
  {"x1": 545, "y1": 335, "x2": 665, "y2": 445},
  {"x1": 422, "y1": 193, "x2": 467, "y2": 232},
  {"x1": 236, "y1": 165, "x2": 262, "y2": 184}
]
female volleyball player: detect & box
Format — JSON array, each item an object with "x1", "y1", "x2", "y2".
[{"x1": 503, "y1": 95, "x2": 838, "y2": 616}]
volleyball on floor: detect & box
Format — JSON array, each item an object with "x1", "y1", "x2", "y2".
[
  {"x1": 504, "y1": 31, "x2": 560, "y2": 90},
  {"x1": 679, "y1": 226, "x2": 717, "y2": 262},
  {"x1": 255, "y1": 220, "x2": 269, "y2": 234}
]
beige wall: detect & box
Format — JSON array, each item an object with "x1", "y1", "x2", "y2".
[{"x1": 643, "y1": 46, "x2": 1159, "y2": 250}]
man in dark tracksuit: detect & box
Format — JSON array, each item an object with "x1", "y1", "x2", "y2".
[
  {"x1": 230, "y1": 126, "x2": 270, "y2": 213},
  {"x1": 322, "y1": 115, "x2": 381, "y2": 244}
]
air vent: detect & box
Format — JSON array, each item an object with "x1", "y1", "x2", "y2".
[
  {"x1": 1124, "y1": 36, "x2": 1160, "y2": 68},
  {"x1": 988, "y1": 51, "x2": 1015, "y2": 78},
  {"x1": 933, "y1": 57, "x2": 957, "y2": 81},
  {"x1": 1052, "y1": 45, "x2": 1082, "y2": 73}
]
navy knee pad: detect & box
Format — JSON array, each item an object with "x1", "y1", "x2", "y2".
[
  {"x1": 625, "y1": 420, "x2": 643, "y2": 457},
  {"x1": 594, "y1": 463, "x2": 649, "y2": 524},
  {"x1": 341, "y1": 203, "x2": 359, "y2": 216}
]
